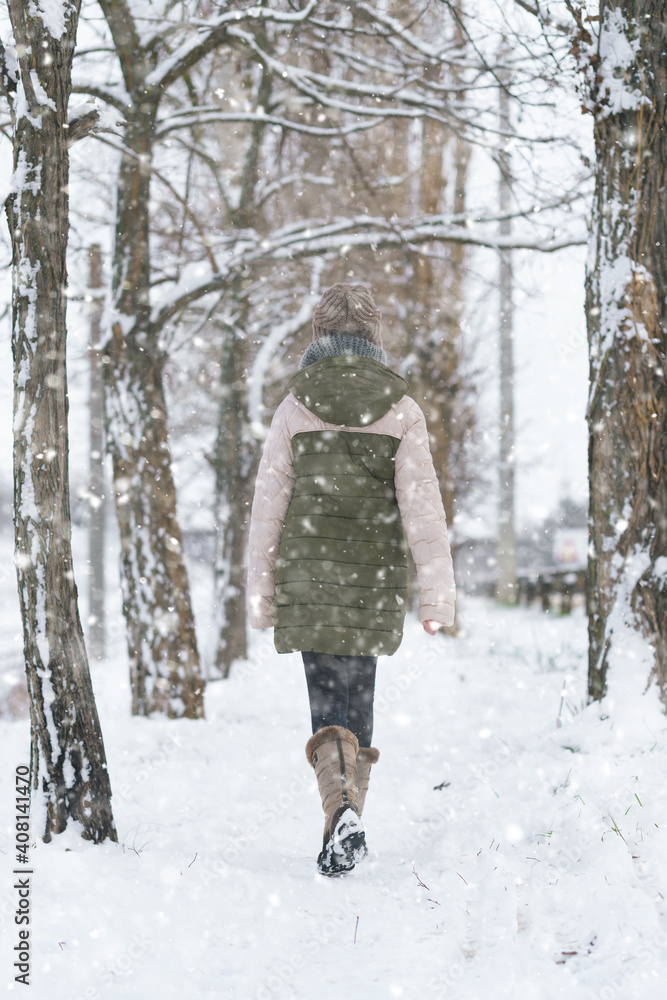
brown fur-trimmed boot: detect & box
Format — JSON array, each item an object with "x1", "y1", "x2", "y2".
[
  {"x1": 305, "y1": 725, "x2": 365, "y2": 876},
  {"x1": 354, "y1": 747, "x2": 380, "y2": 861}
]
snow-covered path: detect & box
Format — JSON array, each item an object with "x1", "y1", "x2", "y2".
[{"x1": 2, "y1": 596, "x2": 667, "y2": 1000}]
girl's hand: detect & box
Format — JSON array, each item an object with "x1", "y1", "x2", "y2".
[{"x1": 423, "y1": 620, "x2": 442, "y2": 635}]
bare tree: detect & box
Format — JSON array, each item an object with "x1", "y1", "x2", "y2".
[
  {"x1": 1, "y1": 3, "x2": 116, "y2": 842},
  {"x1": 568, "y1": 1, "x2": 667, "y2": 702},
  {"x1": 496, "y1": 52, "x2": 517, "y2": 605},
  {"x1": 193, "y1": 1, "x2": 578, "y2": 664},
  {"x1": 71, "y1": 1, "x2": 587, "y2": 685},
  {"x1": 91, "y1": 0, "x2": 227, "y2": 717},
  {"x1": 88, "y1": 244, "x2": 106, "y2": 661}
]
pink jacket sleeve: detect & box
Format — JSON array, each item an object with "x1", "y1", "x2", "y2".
[
  {"x1": 394, "y1": 398, "x2": 456, "y2": 627},
  {"x1": 246, "y1": 398, "x2": 295, "y2": 629}
]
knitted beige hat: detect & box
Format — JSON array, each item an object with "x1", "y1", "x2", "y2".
[{"x1": 312, "y1": 283, "x2": 382, "y2": 345}]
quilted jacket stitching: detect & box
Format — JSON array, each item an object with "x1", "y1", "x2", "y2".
[{"x1": 247, "y1": 393, "x2": 456, "y2": 633}]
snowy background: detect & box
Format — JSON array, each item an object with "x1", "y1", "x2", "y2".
[
  {"x1": 5, "y1": 2, "x2": 666, "y2": 997},
  {"x1": 3, "y1": 582, "x2": 667, "y2": 999}
]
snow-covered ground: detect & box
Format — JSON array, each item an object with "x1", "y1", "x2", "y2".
[{"x1": 2, "y1": 580, "x2": 667, "y2": 1000}]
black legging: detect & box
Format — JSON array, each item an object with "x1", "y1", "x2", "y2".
[{"x1": 302, "y1": 651, "x2": 377, "y2": 748}]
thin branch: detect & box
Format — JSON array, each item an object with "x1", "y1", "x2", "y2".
[
  {"x1": 66, "y1": 107, "x2": 101, "y2": 146},
  {"x1": 71, "y1": 82, "x2": 129, "y2": 114},
  {"x1": 155, "y1": 108, "x2": 382, "y2": 140},
  {"x1": 91, "y1": 133, "x2": 220, "y2": 274},
  {"x1": 147, "y1": 0, "x2": 319, "y2": 95},
  {"x1": 230, "y1": 26, "x2": 565, "y2": 145},
  {"x1": 150, "y1": 216, "x2": 586, "y2": 334},
  {"x1": 255, "y1": 171, "x2": 335, "y2": 209},
  {"x1": 509, "y1": 0, "x2": 572, "y2": 33}
]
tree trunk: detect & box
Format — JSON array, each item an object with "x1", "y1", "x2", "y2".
[
  {"x1": 211, "y1": 299, "x2": 258, "y2": 678},
  {"x1": 496, "y1": 64, "x2": 517, "y2": 605},
  {"x1": 88, "y1": 245, "x2": 106, "y2": 661},
  {"x1": 103, "y1": 107, "x2": 204, "y2": 717},
  {"x1": 211, "y1": 64, "x2": 271, "y2": 678},
  {"x1": 4, "y1": 2, "x2": 116, "y2": 842},
  {"x1": 445, "y1": 10, "x2": 472, "y2": 602},
  {"x1": 404, "y1": 34, "x2": 471, "y2": 626},
  {"x1": 585, "y1": 1, "x2": 667, "y2": 702}
]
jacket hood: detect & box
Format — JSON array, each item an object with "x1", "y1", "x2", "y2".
[{"x1": 288, "y1": 354, "x2": 408, "y2": 426}]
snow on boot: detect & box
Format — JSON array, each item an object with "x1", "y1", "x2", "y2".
[
  {"x1": 306, "y1": 725, "x2": 364, "y2": 876},
  {"x1": 353, "y1": 747, "x2": 380, "y2": 862}
]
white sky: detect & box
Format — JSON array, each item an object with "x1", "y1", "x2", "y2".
[{"x1": 463, "y1": 241, "x2": 589, "y2": 538}]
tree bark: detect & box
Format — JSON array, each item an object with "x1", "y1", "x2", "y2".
[
  {"x1": 402, "y1": 22, "x2": 473, "y2": 625},
  {"x1": 96, "y1": 6, "x2": 204, "y2": 717},
  {"x1": 4, "y1": 2, "x2": 116, "y2": 842},
  {"x1": 584, "y1": 1, "x2": 667, "y2": 701},
  {"x1": 496, "y1": 60, "x2": 517, "y2": 605},
  {"x1": 211, "y1": 286, "x2": 258, "y2": 678},
  {"x1": 104, "y1": 324, "x2": 203, "y2": 716},
  {"x1": 211, "y1": 59, "x2": 272, "y2": 678}
]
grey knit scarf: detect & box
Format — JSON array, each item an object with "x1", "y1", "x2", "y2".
[{"x1": 298, "y1": 334, "x2": 388, "y2": 370}]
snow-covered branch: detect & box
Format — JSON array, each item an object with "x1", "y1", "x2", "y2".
[
  {"x1": 149, "y1": 213, "x2": 586, "y2": 334},
  {"x1": 146, "y1": 0, "x2": 319, "y2": 95},
  {"x1": 66, "y1": 105, "x2": 100, "y2": 145},
  {"x1": 511, "y1": 0, "x2": 571, "y2": 34},
  {"x1": 227, "y1": 26, "x2": 459, "y2": 127},
  {"x1": 353, "y1": 2, "x2": 461, "y2": 61},
  {"x1": 155, "y1": 108, "x2": 382, "y2": 140},
  {"x1": 255, "y1": 172, "x2": 335, "y2": 208},
  {"x1": 248, "y1": 276, "x2": 322, "y2": 438},
  {"x1": 71, "y1": 82, "x2": 130, "y2": 114}
]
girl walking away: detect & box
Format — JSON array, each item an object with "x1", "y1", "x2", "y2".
[{"x1": 247, "y1": 283, "x2": 456, "y2": 876}]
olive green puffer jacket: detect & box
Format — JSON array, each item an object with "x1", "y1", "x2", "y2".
[{"x1": 247, "y1": 355, "x2": 456, "y2": 656}]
